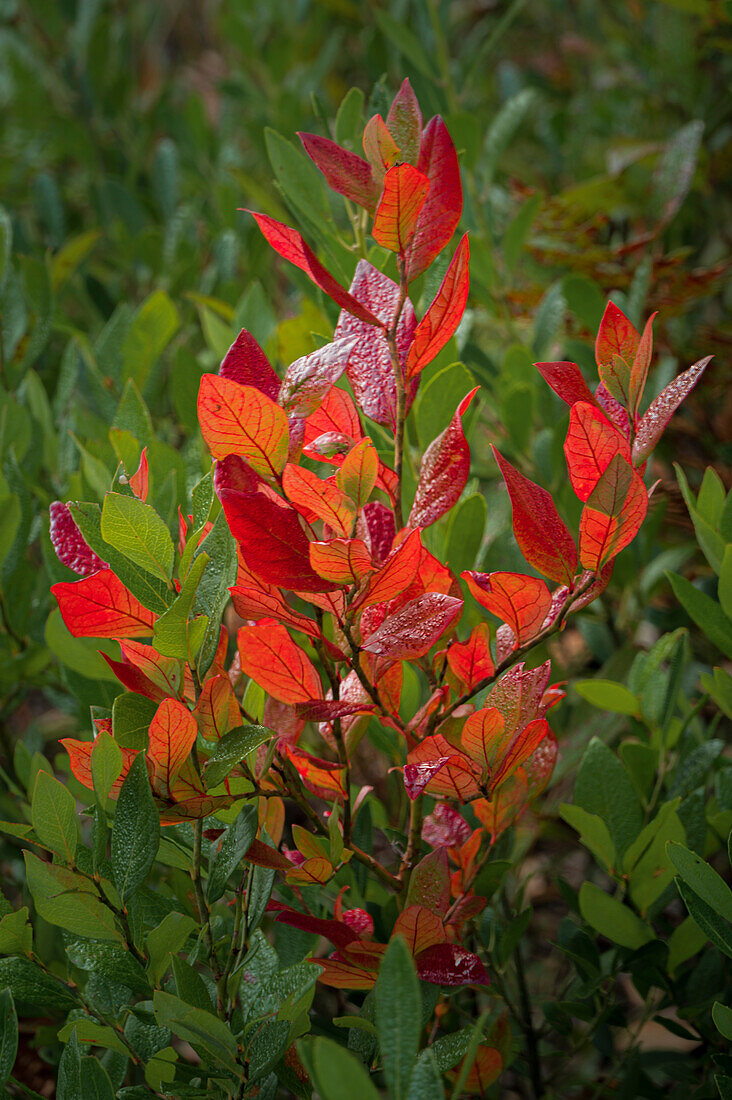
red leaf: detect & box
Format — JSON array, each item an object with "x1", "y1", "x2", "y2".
[
  {"x1": 282, "y1": 464, "x2": 356, "y2": 537},
  {"x1": 534, "y1": 361, "x2": 597, "y2": 407},
  {"x1": 579, "y1": 454, "x2": 648, "y2": 570},
  {"x1": 49, "y1": 502, "x2": 107, "y2": 576},
  {"x1": 357, "y1": 502, "x2": 396, "y2": 566},
  {"x1": 460, "y1": 706, "x2": 505, "y2": 777},
  {"x1": 147, "y1": 699, "x2": 199, "y2": 798},
  {"x1": 595, "y1": 300, "x2": 639, "y2": 406},
  {"x1": 406, "y1": 116, "x2": 463, "y2": 281},
  {"x1": 340, "y1": 907, "x2": 374, "y2": 937},
  {"x1": 129, "y1": 448, "x2": 149, "y2": 501},
  {"x1": 194, "y1": 674, "x2": 240, "y2": 742},
  {"x1": 564, "y1": 402, "x2": 631, "y2": 502},
  {"x1": 523, "y1": 729, "x2": 558, "y2": 799},
  {"x1": 386, "y1": 78, "x2": 422, "y2": 165},
  {"x1": 628, "y1": 312, "x2": 658, "y2": 417},
  {"x1": 198, "y1": 374, "x2": 289, "y2": 478},
  {"x1": 237, "y1": 620, "x2": 323, "y2": 705},
  {"x1": 422, "y1": 804, "x2": 472, "y2": 849},
  {"x1": 280, "y1": 743, "x2": 346, "y2": 801},
  {"x1": 404, "y1": 757, "x2": 454, "y2": 800},
  {"x1": 309, "y1": 538, "x2": 373, "y2": 585},
  {"x1": 409, "y1": 388, "x2": 478, "y2": 527},
  {"x1": 219, "y1": 328, "x2": 280, "y2": 401},
  {"x1": 362, "y1": 115, "x2": 400, "y2": 184},
  {"x1": 362, "y1": 593, "x2": 463, "y2": 662},
  {"x1": 52, "y1": 571, "x2": 157, "y2": 639},
  {"x1": 352, "y1": 527, "x2": 422, "y2": 611},
  {"x1": 217, "y1": 457, "x2": 336, "y2": 593},
  {"x1": 462, "y1": 571, "x2": 552, "y2": 647},
  {"x1": 229, "y1": 580, "x2": 319, "y2": 638},
  {"x1": 631, "y1": 356, "x2": 712, "y2": 464},
  {"x1": 372, "y1": 163, "x2": 430, "y2": 254},
  {"x1": 595, "y1": 382, "x2": 630, "y2": 438},
  {"x1": 275, "y1": 906, "x2": 360, "y2": 950},
  {"x1": 489, "y1": 717, "x2": 550, "y2": 793},
  {"x1": 393, "y1": 906, "x2": 446, "y2": 956},
  {"x1": 406, "y1": 736, "x2": 481, "y2": 801},
  {"x1": 246, "y1": 211, "x2": 383, "y2": 328},
  {"x1": 61, "y1": 737, "x2": 137, "y2": 798},
  {"x1": 313, "y1": 956, "x2": 378, "y2": 990},
  {"x1": 485, "y1": 660, "x2": 552, "y2": 739},
  {"x1": 448, "y1": 1046, "x2": 503, "y2": 1092},
  {"x1": 337, "y1": 438, "x2": 378, "y2": 510},
  {"x1": 244, "y1": 838, "x2": 292, "y2": 870},
  {"x1": 298, "y1": 132, "x2": 379, "y2": 212},
  {"x1": 295, "y1": 698, "x2": 375, "y2": 722},
  {"x1": 278, "y1": 337, "x2": 357, "y2": 419},
  {"x1": 303, "y1": 385, "x2": 362, "y2": 446},
  {"x1": 406, "y1": 235, "x2": 470, "y2": 378},
  {"x1": 103, "y1": 640, "x2": 181, "y2": 702},
  {"x1": 492, "y1": 448, "x2": 578, "y2": 584},
  {"x1": 334, "y1": 261, "x2": 417, "y2": 428},
  {"x1": 415, "y1": 942, "x2": 490, "y2": 986},
  {"x1": 446, "y1": 623, "x2": 494, "y2": 692}
]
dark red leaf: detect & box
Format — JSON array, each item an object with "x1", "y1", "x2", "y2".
[
  {"x1": 422, "y1": 804, "x2": 472, "y2": 849},
  {"x1": 361, "y1": 593, "x2": 463, "y2": 662},
  {"x1": 534, "y1": 361, "x2": 596, "y2": 407},
  {"x1": 404, "y1": 757, "x2": 453, "y2": 800},
  {"x1": 415, "y1": 942, "x2": 490, "y2": 986},
  {"x1": 357, "y1": 502, "x2": 396, "y2": 566},
  {"x1": 275, "y1": 906, "x2": 360, "y2": 950},
  {"x1": 407, "y1": 235, "x2": 470, "y2": 378},
  {"x1": 406, "y1": 116, "x2": 463, "y2": 281},
  {"x1": 298, "y1": 132, "x2": 379, "y2": 212},
  {"x1": 219, "y1": 328, "x2": 281, "y2": 401},
  {"x1": 352, "y1": 527, "x2": 422, "y2": 612},
  {"x1": 409, "y1": 388, "x2": 477, "y2": 527},
  {"x1": 49, "y1": 501, "x2": 107, "y2": 576}
]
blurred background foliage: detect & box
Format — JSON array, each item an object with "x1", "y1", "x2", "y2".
[{"x1": 0, "y1": 0, "x2": 730, "y2": 1089}]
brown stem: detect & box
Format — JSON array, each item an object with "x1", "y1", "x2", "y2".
[
  {"x1": 314, "y1": 611, "x2": 351, "y2": 847},
  {"x1": 398, "y1": 793, "x2": 424, "y2": 899}
]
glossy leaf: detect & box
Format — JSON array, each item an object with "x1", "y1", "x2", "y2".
[
  {"x1": 375, "y1": 936, "x2": 421, "y2": 1100},
  {"x1": 219, "y1": 327, "x2": 280, "y2": 401},
  {"x1": 52, "y1": 570, "x2": 157, "y2": 639},
  {"x1": 298, "y1": 132, "x2": 379, "y2": 211},
  {"x1": 415, "y1": 943, "x2": 490, "y2": 986},
  {"x1": 422, "y1": 803, "x2": 472, "y2": 849},
  {"x1": 407, "y1": 234, "x2": 470, "y2": 378},
  {"x1": 309, "y1": 538, "x2": 373, "y2": 585},
  {"x1": 406, "y1": 116, "x2": 463, "y2": 281},
  {"x1": 352, "y1": 526, "x2": 422, "y2": 611},
  {"x1": 372, "y1": 163, "x2": 430, "y2": 253},
  {"x1": 406, "y1": 736, "x2": 480, "y2": 801},
  {"x1": 337, "y1": 437, "x2": 378, "y2": 509},
  {"x1": 628, "y1": 311, "x2": 657, "y2": 417},
  {"x1": 446, "y1": 623, "x2": 494, "y2": 692},
  {"x1": 49, "y1": 501, "x2": 106, "y2": 576},
  {"x1": 462, "y1": 571, "x2": 551, "y2": 646},
  {"x1": 31, "y1": 771, "x2": 77, "y2": 863},
  {"x1": 362, "y1": 114, "x2": 400, "y2": 183},
  {"x1": 492, "y1": 447, "x2": 577, "y2": 584},
  {"x1": 362, "y1": 593, "x2": 463, "y2": 662},
  {"x1": 278, "y1": 337, "x2": 357, "y2": 419},
  {"x1": 198, "y1": 373, "x2": 289, "y2": 478},
  {"x1": 147, "y1": 698, "x2": 199, "y2": 797},
  {"x1": 595, "y1": 300, "x2": 639, "y2": 406},
  {"x1": 564, "y1": 402, "x2": 631, "y2": 502},
  {"x1": 207, "y1": 804, "x2": 258, "y2": 903},
  {"x1": 238, "y1": 620, "x2": 323, "y2": 705},
  {"x1": 534, "y1": 360, "x2": 596, "y2": 408},
  {"x1": 386, "y1": 78, "x2": 422, "y2": 165},
  {"x1": 632, "y1": 356, "x2": 712, "y2": 464},
  {"x1": 579, "y1": 454, "x2": 648, "y2": 570},
  {"x1": 282, "y1": 463, "x2": 355, "y2": 536},
  {"x1": 393, "y1": 905, "x2": 447, "y2": 957},
  {"x1": 409, "y1": 388, "x2": 477, "y2": 527}
]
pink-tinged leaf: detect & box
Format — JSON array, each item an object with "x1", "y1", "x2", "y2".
[
  {"x1": 595, "y1": 382, "x2": 631, "y2": 438},
  {"x1": 275, "y1": 906, "x2": 359, "y2": 949},
  {"x1": 568, "y1": 563, "x2": 614, "y2": 613},
  {"x1": 246, "y1": 211, "x2": 383, "y2": 328},
  {"x1": 386, "y1": 78, "x2": 422, "y2": 165},
  {"x1": 194, "y1": 674, "x2": 240, "y2": 742},
  {"x1": 198, "y1": 374, "x2": 289, "y2": 478},
  {"x1": 52, "y1": 571, "x2": 157, "y2": 639},
  {"x1": 372, "y1": 163, "x2": 430, "y2": 254},
  {"x1": 103, "y1": 639, "x2": 180, "y2": 702},
  {"x1": 309, "y1": 538, "x2": 373, "y2": 585},
  {"x1": 303, "y1": 385, "x2": 362, "y2": 446},
  {"x1": 579, "y1": 454, "x2": 648, "y2": 570},
  {"x1": 216, "y1": 457, "x2": 337, "y2": 593},
  {"x1": 523, "y1": 729, "x2": 558, "y2": 799},
  {"x1": 337, "y1": 438, "x2": 378, "y2": 509},
  {"x1": 631, "y1": 356, "x2": 712, "y2": 464},
  {"x1": 49, "y1": 502, "x2": 107, "y2": 576},
  {"x1": 490, "y1": 717, "x2": 551, "y2": 793},
  {"x1": 362, "y1": 593, "x2": 463, "y2": 662},
  {"x1": 340, "y1": 908, "x2": 374, "y2": 937},
  {"x1": 219, "y1": 328, "x2": 280, "y2": 401},
  {"x1": 229, "y1": 582, "x2": 320, "y2": 638},
  {"x1": 102, "y1": 653, "x2": 166, "y2": 701},
  {"x1": 446, "y1": 623, "x2": 494, "y2": 692},
  {"x1": 462, "y1": 571, "x2": 552, "y2": 647},
  {"x1": 357, "y1": 502, "x2": 396, "y2": 566},
  {"x1": 595, "y1": 300, "x2": 639, "y2": 406},
  {"x1": 415, "y1": 942, "x2": 490, "y2": 986},
  {"x1": 298, "y1": 132, "x2": 379, "y2": 212},
  {"x1": 62, "y1": 737, "x2": 137, "y2": 798},
  {"x1": 280, "y1": 743, "x2": 346, "y2": 801},
  {"x1": 460, "y1": 707, "x2": 505, "y2": 776},
  {"x1": 406, "y1": 736, "x2": 481, "y2": 801},
  {"x1": 422, "y1": 804, "x2": 472, "y2": 849},
  {"x1": 492, "y1": 448, "x2": 578, "y2": 584},
  {"x1": 296, "y1": 698, "x2": 375, "y2": 722},
  {"x1": 352, "y1": 526, "x2": 422, "y2": 611},
  {"x1": 278, "y1": 337, "x2": 357, "y2": 419},
  {"x1": 409, "y1": 388, "x2": 478, "y2": 528},
  {"x1": 406, "y1": 116, "x2": 463, "y2": 281},
  {"x1": 485, "y1": 660, "x2": 552, "y2": 739},
  {"x1": 393, "y1": 906, "x2": 446, "y2": 956},
  {"x1": 407, "y1": 849, "x2": 452, "y2": 915},
  {"x1": 238, "y1": 620, "x2": 322, "y2": 705},
  {"x1": 564, "y1": 402, "x2": 631, "y2": 502},
  {"x1": 129, "y1": 448, "x2": 149, "y2": 501},
  {"x1": 334, "y1": 261, "x2": 417, "y2": 428},
  {"x1": 404, "y1": 757, "x2": 453, "y2": 800},
  {"x1": 362, "y1": 115, "x2": 400, "y2": 184},
  {"x1": 534, "y1": 361, "x2": 596, "y2": 407},
  {"x1": 147, "y1": 699, "x2": 199, "y2": 798},
  {"x1": 628, "y1": 312, "x2": 658, "y2": 417},
  {"x1": 282, "y1": 464, "x2": 356, "y2": 537},
  {"x1": 406, "y1": 235, "x2": 470, "y2": 378}
]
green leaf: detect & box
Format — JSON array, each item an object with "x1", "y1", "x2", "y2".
[
  {"x1": 574, "y1": 738, "x2": 643, "y2": 858},
  {"x1": 80, "y1": 1058, "x2": 116, "y2": 1100},
  {"x1": 532, "y1": 281, "x2": 566, "y2": 359},
  {"x1": 0, "y1": 494, "x2": 20, "y2": 569},
  {"x1": 24, "y1": 852, "x2": 123, "y2": 943},
  {"x1": 675, "y1": 463, "x2": 725, "y2": 573},
  {"x1": 58, "y1": 1018, "x2": 128, "y2": 1057},
  {"x1": 153, "y1": 552, "x2": 208, "y2": 659},
  {"x1": 91, "y1": 731, "x2": 123, "y2": 805},
  {"x1": 111, "y1": 754, "x2": 160, "y2": 902},
  {"x1": 666, "y1": 572, "x2": 732, "y2": 658},
  {"x1": 650, "y1": 119, "x2": 703, "y2": 227},
  {"x1": 620, "y1": 741, "x2": 658, "y2": 801},
  {"x1": 101, "y1": 492, "x2": 174, "y2": 583},
  {"x1": 122, "y1": 290, "x2": 180, "y2": 390},
  {"x1": 416, "y1": 362, "x2": 475, "y2": 451},
  {"x1": 207, "y1": 804, "x2": 258, "y2": 903},
  {"x1": 57, "y1": 1028, "x2": 82, "y2": 1100},
  {"x1": 112, "y1": 692, "x2": 157, "y2": 750},
  {"x1": 172, "y1": 956, "x2": 213, "y2": 1012},
  {"x1": 64, "y1": 938, "x2": 150, "y2": 995},
  {"x1": 335, "y1": 87, "x2": 365, "y2": 148},
  {"x1": 579, "y1": 882, "x2": 652, "y2": 950},
  {"x1": 192, "y1": 510, "x2": 238, "y2": 677},
  {"x1": 0, "y1": 957, "x2": 77, "y2": 1015},
  {"x1": 559, "y1": 804, "x2": 616, "y2": 873},
  {"x1": 483, "y1": 89, "x2": 538, "y2": 184},
  {"x1": 719, "y1": 546, "x2": 732, "y2": 620},
  {"x1": 146, "y1": 913, "x2": 198, "y2": 984},
  {"x1": 628, "y1": 805, "x2": 686, "y2": 914},
  {"x1": 152, "y1": 991, "x2": 240, "y2": 1073},
  {"x1": 573, "y1": 679, "x2": 639, "y2": 716},
  {"x1": 674, "y1": 879, "x2": 732, "y2": 960},
  {"x1": 713, "y1": 1002, "x2": 732, "y2": 1042},
  {"x1": 667, "y1": 915, "x2": 706, "y2": 975},
  {"x1": 408, "y1": 1049, "x2": 444, "y2": 1100},
  {"x1": 298, "y1": 1035, "x2": 380, "y2": 1100},
  {"x1": 0, "y1": 909, "x2": 32, "y2": 956},
  {"x1": 428, "y1": 1028, "x2": 473, "y2": 1073},
  {"x1": 373, "y1": 10, "x2": 433, "y2": 78},
  {"x1": 667, "y1": 841, "x2": 732, "y2": 922},
  {"x1": 375, "y1": 936, "x2": 421, "y2": 1100},
  {"x1": 0, "y1": 989, "x2": 18, "y2": 1088},
  {"x1": 51, "y1": 229, "x2": 101, "y2": 292},
  {"x1": 203, "y1": 725, "x2": 274, "y2": 790},
  {"x1": 445, "y1": 495, "x2": 486, "y2": 578},
  {"x1": 31, "y1": 770, "x2": 77, "y2": 863},
  {"x1": 503, "y1": 194, "x2": 541, "y2": 274},
  {"x1": 44, "y1": 610, "x2": 118, "y2": 682},
  {"x1": 562, "y1": 273, "x2": 605, "y2": 331},
  {"x1": 246, "y1": 1018, "x2": 290, "y2": 1083}
]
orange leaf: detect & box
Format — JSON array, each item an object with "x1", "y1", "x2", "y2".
[
  {"x1": 579, "y1": 454, "x2": 648, "y2": 570},
  {"x1": 52, "y1": 571, "x2": 157, "y2": 639},
  {"x1": 490, "y1": 717, "x2": 551, "y2": 794},
  {"x1": 286, "y1": 856, "x2": 334, "y2": 885},
  {"x1": 406, "y1": 735, "x2": 481, "y2": 800},
  {"x1": 198, "y1": 374, "x2": 289, "y2": 478},
  {"x1": 407, "y1": 234, "x2": 469, "y2": 377},
  {"x1": 362, "y1": 114, "x2": 400, "y2": 184},
  {"x1": 282, "y1": 464, "x2": 356, "y2": 537},
  {"x1": 447, "y1": 623, "x2": 494, "y2": 692},
  {"x1": 62, "y1": 737, "x2": 137, "y2": 798},
  {"x1": 372, "y1": 163, "x2": 430, "y2": 253},
  {"x1": 564, "y1": 402, "x2": 631, "y2": 502},
  {"x1": 309, "y1": 538, "x2": 373, "y2": 585},
  {"x1": 462, "y1": 571, "x2": 551, "y2": 646},
  {"x1": 628, "y1": 312, "x2": 657, "y2": 417},
  {"x1": 460, "y1": 707, "x2": 505, "y2": 778},
  {"x1": 595, "y1": 300, "x2": 639, "y2": 406},
  {"x1": 194, "y1": 674, "x2": 241, "y2": 742},
  {"x1": 393, "y1": 905, "x2": 447, "y2": 956},
  {"x1": 314, "y1": 956, "x2": 378, "y2": 990},
  {"x1": 337, "y1": 438, "x2": 378, "y2": 509},
  {"x1": 147, "y1": 698, "x2": 199, "y2": 798},
  {"x1": 118, "y1": 640, "x2": 181, "y2": 697},
  {"x1": 281, "y1": 744, "x2": 346, "y2": 801},
  {"x1": 129, "y1": 447, "x2": 149, "y2": 501},
  {"x1": 351, "y1": 527, "x2": 422, "y2": 612},
  {"x1": 237, "y1": 620, "x2": 322, "y2": 705}
]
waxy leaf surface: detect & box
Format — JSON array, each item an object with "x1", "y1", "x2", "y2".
[
  {"x1": 409, "y1": 388, "x2": 477, "y2": 527},
  {"x1": 278, "y1": 337, "x2": 357, "y2": 419},
  {"x1": 415, "y1": 943, "x2": 490, "y2": 986},
  {"x1": 309, "y1": 538, "x2": 373, "y2": 585},
  {"x1": 49, "y1": 502, "x2": 106, "y2": 576},
  {"x1": 462, "y1": 571, "x2": 551, "y2": 646},
  {"x1": 198, "y1": 374, "x2": 289, "y2": 478},
  {"x1": 406, "y1": 116, "x2": 463, "y2": 281},
  {"x1": 372, "y1": 163, "x2": 430, "y2": 253},
  {"x1": 407, "y1": 234, "x2": 470, "y2": 378},
  {"x1": 219, "y1": 328, "x2": 280, "y2": 401},
  {"x1": 147, "y1": 699, "x2": 199, "y2": 798},
  {"x1": 632, "y1": 356, "x2": 712, "y2": 464},
  {"x1": 362, "y1": 592, "x2": 462, "y2": 663},
  {"x1": 564, "y1": 402, "x2": 631, "y2": 502},
  {"x1": 595, "y1": 301, "x2": 639, "y2": 405},
  {"x1": 352, "y1": 527, "x2": 422, "y2": 611},
  {"x1": 446, "y1": 623, "x2": 494, "y2": 692},
  {"x1": 385, "y1": 78, "x2": 422, "y2": 165},
  {"x1": 534, "y1": 361, "x2": 596, "y2": 408},
  {"x1": 298, "y1": 132, "x2": 379, "y2": 212}
]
